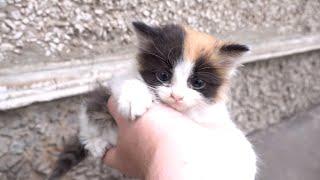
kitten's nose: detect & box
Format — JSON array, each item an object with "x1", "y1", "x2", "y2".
[{"x1": 170, "y1": 93, "x2": 184, "y2": 101}]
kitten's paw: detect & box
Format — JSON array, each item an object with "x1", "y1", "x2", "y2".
[
  {"x1": 84, "y1": 138, "x2": 112, "y2": 158},
  {"x1": 130, "y1": 94, "x2": 152, "y2": 120},
  {"x1": 117, "y1": 80, "x2": 153, "y2": 121}
]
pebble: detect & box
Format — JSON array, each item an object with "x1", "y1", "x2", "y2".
[
  {"x1": 9, "y1": 10, "x2": 22, "y2": 20},
  {"x1": 0, "y1": 12, "x2": 6, "y2": 19},
  {"x1": 22, "y1": 18, "x2": 29, "y2": 24},
  {"x1": 3, "y1": 19, "x2": 15, "y2": 29},
  {"x1": 36, "y1": 162, "x2": 50, "y2": 175},
  {"x1": 13, "y1": 48, "x2": 21, "y2": 54},
  {"x1": 76, "y1": 175, "x2": 87, "y2": 180},
  {"x1": 0, "y1": 172, "x2": 6, "y2": 180},
  {"x1": 0, "y1": 53, "x2": 4, "y2": 62},
  {"x1": 142, "y1": 10, "x2": 150, "y2": 16},
  {"x1": 56, "y1": 43, "x2": 64, "y2": 51},
  {"x1": 53, "y1": 37, "x2": 60, "y2": 44},
  {"x1": 0, "y1": 43, "x2": 15, "y2": 51},
  {"x1": 12, "y1": 31, "x2": 23, "y2": 39},
  {"x1": 16, "y1": 40, "x2": 24, "y2": 47},
  {"x1": 0, "y1": 0, "x2": 6, "y2": 8},
  {"x1": 5, "y1": 155, "x2": 21, "y2": 169},
  {"x1": 1, "y1": 23, "x2": 11, "y2": 33},
  {"x1": 94, "y1": 9, "x2": 104, "y2": 15},
  {"x1": 10, "y1": 141, "x2": 25, "y2": 154},
  {"x1": 0, "y1": 137, "x2": 9, "y2": 157}
]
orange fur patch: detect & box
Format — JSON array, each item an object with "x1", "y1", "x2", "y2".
[
  {"x1": 183, "y1": 26, "x2": 230, "y2": 102},
  {"x1": 183, "y1": 26, "x2": 223, "y2": 63}
]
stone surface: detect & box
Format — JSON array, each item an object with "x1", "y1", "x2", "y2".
[
  {"x1": 1, "y1": 0, "x2": 320, "y2": 179},
  {"x1": 0, "y1": 0, "x2": 6, "y2": 8},
  {"x1": 0, "y1": 50, "x2": 319, "y2": 179},
  {"x1": 9, "y1": 140, "x2": 25, "y2": 154},
  {"x1": 0, "y1": 97, "x2": 128, "y2": 180},
  {"x1": 0, "y1": 0, "x2": 319, "y2": 60},
  {"x1": 251, "y1": 104, "x2": 320, "y2": 180},
  {"x1": 230, "y1": 50, "x2": 320, "y2": 133}
]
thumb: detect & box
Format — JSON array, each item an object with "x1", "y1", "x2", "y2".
[
  {"x1": 103, "y1": 147, "x2": 119, "y2": 169},
  {"x1": 107, "y1": 96, "x2": 126, "y2": 128}
]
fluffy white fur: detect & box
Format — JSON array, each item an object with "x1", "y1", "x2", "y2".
[
  {"x1": 157, "y1": 61, "x2": 203, "y2": 111},
  {"x1": 79, "y1": 104, "x2": 118, "y2": 157},
  {"x1": 79, "y1": 60, "x2": 257, "y2": 179}
]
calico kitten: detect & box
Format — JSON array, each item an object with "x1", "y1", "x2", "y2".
[{"x1": 49, "y1": 22, "x2": 256, "y2": 180}]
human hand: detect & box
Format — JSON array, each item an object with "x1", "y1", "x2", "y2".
[{"x1": 103, "y1": 97, "x2": 226, "y2": 180}]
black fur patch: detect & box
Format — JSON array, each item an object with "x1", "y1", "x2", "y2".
[
  {"x1": 49, "y1": 86, "x2": 114, "y2": 179},
  {"x1": 133, "y1": 22, "x2": 185, "y2": 87},
  {"x1": 86, "y1": 85, "x2": 115, "y2": 125},
  {"x1": 48, "y1": 137, "x2": 88, "y2": 180},
  {"x1": 86, "y1": 86, "x2": 110, "y2": 113},
  {"x1": 220, "y1": 44, "x2": 249, "y2": 55},
  {"x1": 191, "y1": 56, "x2": 222, "y2": 99},
  {"x1": 132, "y1": 21, "x2": 159, "y2": 38}
]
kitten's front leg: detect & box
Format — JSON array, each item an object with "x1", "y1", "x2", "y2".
[{"x1": 111, "y1": 78, "x2": 153, "y2": 120}]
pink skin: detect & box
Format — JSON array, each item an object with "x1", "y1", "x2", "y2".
[
  {"x1": 104, "y1": 96, "x2": 221, "y2": 180},
  {"x1": 167, "y1": 93, "x2": 185, "y2": 110}
]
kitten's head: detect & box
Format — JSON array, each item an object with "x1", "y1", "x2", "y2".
[{"x1": 133, "y1": 22, "x2": 248, "y2": 111}]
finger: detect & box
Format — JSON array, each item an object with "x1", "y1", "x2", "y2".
[
  {"x1": 107, "y1": 96, "x2": 126, "y2": 127},
  {"x1": 103, "y1": 147, "x2": 119, "y2": 169}
]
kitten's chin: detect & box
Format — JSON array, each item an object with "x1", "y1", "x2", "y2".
[
  {"x1": 169, "y1": 103, "x2": 185, "y2": 111},
  {"x1": 164, "y1": 100, "x2": 190, "y2": 112}
]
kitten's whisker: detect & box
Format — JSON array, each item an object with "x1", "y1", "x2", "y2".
[
  {"x1": 167, "y1": 46, "x2": 177, "y2": 61},
  {"x1": 137, "y1": 46, "x2": 173, "y2": 68},
  {"x1": 197, "y1": 66, "x2": 214, "y2": 71},
  {"x1": 138, "y1": 48, "x2": 167, "y2": 62},
  {"x1": 167, "y1": 45, "x2": 182, "y2": 66},
  {"x1": 137, "y1": 46, "x2": 164, "y2": 60},
  {"x1": 150, "y1": 40, "x2": 166, "y2": 58},
  {"x1": 150, "y1": 41, "x2": 176, "y2": 68},
  {"x1": 146, "y1": 86, "x2": 157, "y2": 90},
  {"x1": 135, "y1": 43, "x2": 173, "y2": 68}
]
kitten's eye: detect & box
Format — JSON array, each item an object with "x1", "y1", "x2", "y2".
[
  {"x1": 190, "y1": 78, "x2": 206, "y2": 89},
  {"x1": 156, "y1": 71, "x2": 171, "y2": 83}
]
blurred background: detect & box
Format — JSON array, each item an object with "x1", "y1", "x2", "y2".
[{"x1": 0, "y1": 0, "x2": 320, "y2": 179}]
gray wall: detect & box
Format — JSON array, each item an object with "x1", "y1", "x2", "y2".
[
  {"x1": 1, "y1": 51, "x2": 320, "y2": 179},
  {"x1": 1, "y1": 0, "x2": 320, "y2": 179},
  {"x1": 1, "y1": 0, "x2": 320, "y2": 58},
  {"x1": 231, "y1": 51, "x2": 320, "y2": 133}
]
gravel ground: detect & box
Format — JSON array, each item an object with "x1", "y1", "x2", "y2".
[{"x1": 0, "y1": 0, "x2": 320, "y2": 61}]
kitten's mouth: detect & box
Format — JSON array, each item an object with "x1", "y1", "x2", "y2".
[
  {"x1": 166, "y1": 100, "x2": 186, "y2": 111},
  {"x1": 158, "y1": 97, "x2": 188, "y2": 111}
]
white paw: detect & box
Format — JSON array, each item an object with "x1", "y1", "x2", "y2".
[
  {"x1": 117, "y1": 80, "x2": 153, "y2": 121},
  {"x1": 84, "y1": 138, "x2": 111, "y2": 158}
]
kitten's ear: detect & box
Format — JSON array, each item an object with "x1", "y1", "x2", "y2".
[
  {"x1": 132, "y1": 21, "x2": 158, "y2": 38},
  {"x1": 219, "y1": 43, "x2": 249, "y2": 58},
  {"x1": 217, "y1": 43, "x2": 249, "y2": 68}
]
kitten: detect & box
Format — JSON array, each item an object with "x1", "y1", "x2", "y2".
[{"x1": 49, "y1": 22, "x2": 256, "y2": 180}]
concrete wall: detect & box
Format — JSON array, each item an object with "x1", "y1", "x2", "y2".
[
  {"x1": 231, "y1": 51, "x2": 320, "y2": 133},
  {"x1": 1, "y1": 0, "x2": 320, "y2": 179},
  {"x1": 1, "y1": 0, "x2": 320, "y2": 59},
  {"x1": 1, "y1": 50, "x2": 320, "y2": 179}
]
